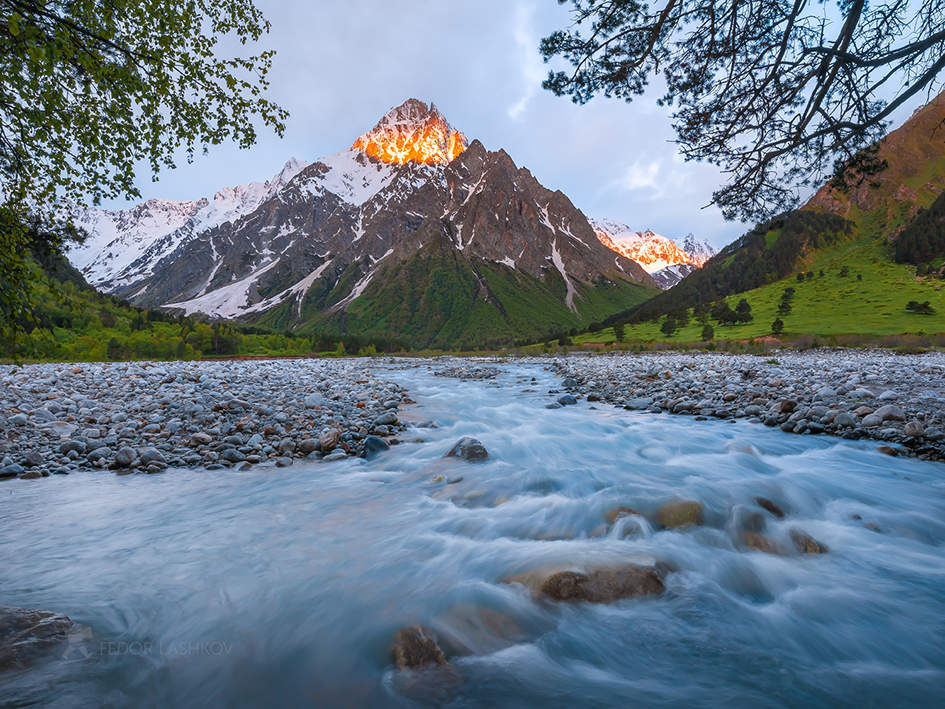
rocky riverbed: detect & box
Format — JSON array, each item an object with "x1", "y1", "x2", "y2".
[
  {"x1": 0, "y1": 359, "x2": 410, "y2": 479},
  {"x1": 543, "y1": 350, "x2": 945, "y2": 462},
  {"x1": 3, "y1": 350, "x2": 945, "y2": 481}
]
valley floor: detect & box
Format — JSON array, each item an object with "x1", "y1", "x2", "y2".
[{"x1": 2, "y1": 350, "x2": 944, "y2": 480}]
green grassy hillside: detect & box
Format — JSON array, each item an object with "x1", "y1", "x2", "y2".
[
  {"x1": 577, "y1": 235, "x2": 945, "y2": 346},
  {"x1": 570, "y1": 94, "x2": 945, "y2": 348},
  {"x1": 4, "y1": 252, "x2": 333, "y2": 362}
]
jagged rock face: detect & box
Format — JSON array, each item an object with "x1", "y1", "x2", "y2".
[
  {"x1": 592, "y1": 218, "x2": 716, "y2": 289},
  {"x1": 439, "y1": 142, "x2": 653, "y2": 301},
  {"x1": 67, "y1": 99, "x2": 657, "y2": 336},
  {"x1": 351, "y1": 98, "x2": 467, "y2": 165}
]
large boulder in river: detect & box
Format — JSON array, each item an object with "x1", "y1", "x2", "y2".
[
  {"x1": 0, "y1": 607, "x2": 84, "y2": 671},
  {"x1": 391, "y1": 626, "x2": 446, "y2": 669},
  {"x1": 657, "y1": 500, "x2": 704, "y2": 528},
  {"x1": 445, "y1": 437, "x2": 488, "y2": 462},
  {"x1": 537, "y1": 565, "x2": 665, "y2": 603}
]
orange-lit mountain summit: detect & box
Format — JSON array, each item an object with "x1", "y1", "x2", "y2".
[{"x1": 351, "y1": 98, "x2": 467, "y2": 165}]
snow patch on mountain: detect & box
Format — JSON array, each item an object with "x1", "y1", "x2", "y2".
[
  {"x1": 308, "y1": 150, "x2": 398, "y2": 206},
  {"x1": 682, "y1": 234, "x2": 716, "y2": 267},
  {"x1": 164, "y1": 258, "x2": 282, "y2": 317},
  {"x1": 242, "y1": 259, "x2": 334, "y2": 317},
  {"x1": 69, "y1": 158, "x2": 307, "y2": 287},
  {"x1": 550, "y1": 239, "x2": 578, "y2": 312}
]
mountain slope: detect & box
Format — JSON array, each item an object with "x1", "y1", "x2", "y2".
[
  {"x1": 594, "y1": 91, "x2": 945, "y2": 339},
  {"x1": 4, "y1": 250, "x2": 322, "y2": 362},
  {"x1": 69, "y1": 99, "x2": 658, "y2": 347}
]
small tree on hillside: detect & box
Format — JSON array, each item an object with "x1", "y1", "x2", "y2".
[
  {"x1": 701, "y1": 323, "x2": 714, "y2": 341},
  {"x1": 693, "y1": 301, "x2": 709, "y2": 323},
  {"x1": 613, "y1": 322, "x2": 626, "y2": 342},
  {"x1": 772, "y1": 318, "x2": 784, "y2": 335},
  {"x1": 735, "y1": 298, "x2": 753, "y2": 323},
  {"x1": 660, "y1": 316, "x2": 677, "y2": 337},
  {"x1": 710, "y1": 300, "x2": 737, "y2": 325}
]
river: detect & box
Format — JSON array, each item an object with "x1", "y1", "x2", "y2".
[{"x1": 2, "y1": 362, "x2": 944, "y2": 707}]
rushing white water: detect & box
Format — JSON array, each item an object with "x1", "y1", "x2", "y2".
[{"x1": 2, "y1": 362, "x2": 944, "y2": 707}]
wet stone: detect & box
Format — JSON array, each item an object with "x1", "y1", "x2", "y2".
[
  {"x1": 538, "y1": 565, "x2": 666, "y2": 604},
  {"x1": 392, "y1": 626, "x2": 446, "y2": 670},
  {"x1": 445, "y1": 437, "x2": 488, "y2": 462},
  {"x1": 790, "y1": 529, "x2": 829, "y2": 554},
  {"x1": 657, "y1": 500, "x2": 704, "y2": 529}
]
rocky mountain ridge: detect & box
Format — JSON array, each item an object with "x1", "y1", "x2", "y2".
[{"x1": 67, "y1": 99, "x2": 657, "y2": 346}]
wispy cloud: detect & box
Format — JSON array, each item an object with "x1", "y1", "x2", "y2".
[
  {"x1": 621, "y1": 159, "x2": 663, "y2": 193},
  {"x1": 507, "y1": 2, "x2": 544, "y2": 120}
]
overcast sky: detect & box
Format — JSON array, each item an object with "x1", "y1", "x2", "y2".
[{"x1": 120, "y1": 0, "x2": 926, "y2": 249}]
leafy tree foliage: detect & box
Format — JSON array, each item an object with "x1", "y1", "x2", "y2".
[
  {"x1": 906, "y1": 299, "x2": 936, "y2": 314},
  {"x1": 734, "y1": 298, "x2": 753, "y2": 323},
  {"x1": 772, "y1": 318, "x2": 785, "y2": 335},
  {"x1": 541, "y1": 0, "x2": 945, "y2": 221},
  {"x1": 701, "y1": 323, "x2": 714, "y2": 341},
  {"x1": 1, "y1": 0, "x2": 286, "y2": 336},
  {"x1": 710, "y1": 300, "x2": 737, "y2": 325},
  {"x1": 660, "y1": 316, "x2": 677, "y2": 336},
  {"x1": 778, "y1": 287, "x2": 795, "y2": 315},
  {"x1": 613, "y1": 322, "x2": 626, "y2": 341}
]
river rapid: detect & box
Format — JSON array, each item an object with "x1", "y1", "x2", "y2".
[{"x1": 2, "y1": 362, "x2": 944, "y2": 707}]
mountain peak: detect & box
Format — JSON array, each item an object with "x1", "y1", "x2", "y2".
[
  {"x1": 351, "y1": 99, "x2": 467, "y2": 165},
  {"x1": 591, "y1": 218, "x2": 717, "y2": 275}
]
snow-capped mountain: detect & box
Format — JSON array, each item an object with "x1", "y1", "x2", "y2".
[
  {"x1": 681, "y1": 234, "x2": 716, "y2": 267},
  {"x1": 67, "y1": 99, "x2": 656, "y2": 346},
  {"x1": 69, "y1": 158, "x2": 307, "y2": 289},
  {"x1": 650, "y1": 263, "x2": 698, "y2": 289},
  {"x1": 590, "y1": 219, "x2": 716, "y2": 289}
]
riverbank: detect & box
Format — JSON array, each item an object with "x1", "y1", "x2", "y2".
[
  {"x1": 3, "y1": 350, "x2": 945, "y2": 480},
  {"x1": 0, "y1": 359, "x2": 410, "y2": 479},
  {"x1": 542, "y1": 350, "x2": 945, "y2": 462}
]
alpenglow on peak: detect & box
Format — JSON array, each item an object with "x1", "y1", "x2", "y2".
[{"x1": 351, "y1": 98, "x2": 467, "y2": 165}]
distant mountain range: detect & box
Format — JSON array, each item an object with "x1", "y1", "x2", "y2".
[
  {"x1": 68, "y1": 99, "x2": 658, "y2": 348},
  {"x1": 591, "y1": 219, "x2": 716, "y2": 288}
]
